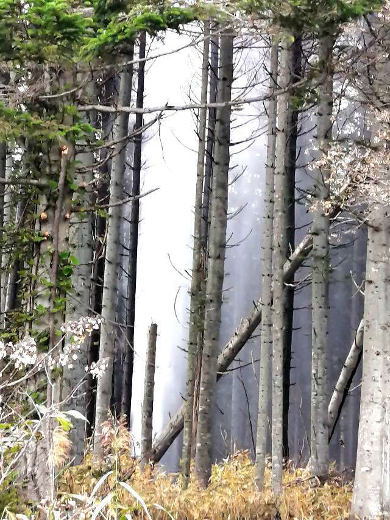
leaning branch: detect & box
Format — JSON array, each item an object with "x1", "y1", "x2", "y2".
[{"x1": 328, "y1": 319, "x2": 364, "y2": 441}]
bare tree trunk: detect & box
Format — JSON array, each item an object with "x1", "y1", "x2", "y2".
[
  {"x1": 121, "y1": 35, "x2": 146, "y2": 423},
  {"x1": 328, "y1": 319, "x2": 363, "y2": 441},
  {"x1": 181, "y1": 20, "x2": 210, "y2": 487},
  {"x1": 310, "y1": 33, "x2": 334, "y2": 479},
  {"x1": 190, "y1": 21, "x2": 219, "y2": 457},
  {"x1": 194, "y1": 28, "x2": 234, "y2": 488},
  {"x1": 255, "y1": 40, "x2": 278, "y2": 488},
  {"x1": 201, "y1": 22, "x2": 219, "y2": 243},
  {"x1": 94, "y1": 58, "x2": 134, "y2": 457},
  {"x1": 141, "y1": 323, "x2": 157, "y2": 466},
  {"x1": 86, "y1": 75, "x2": 116, "y2": 435},
  {"x1": 351, "y1": 203, "x2": 390, "y2": 518},
  {"x1": 283, "y1": 36, "x2": 301, "y2": 460},
  {"x1": 271, "y1": 38, "x2": 292, "y2": 497}
]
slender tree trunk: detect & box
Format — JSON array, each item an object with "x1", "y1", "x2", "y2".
[
  {"x1": 283, "y1": 36, "x2": 301, "y2": 460},
  {"x1": 86, "y1": 75, "x2": 116, "y2": 435},
  {"x1": 181, "y1": 20, "x2": 210, "y2": 486},
  {"x1": 201, "y1": 22, "x2": 219, "y2": 243},
  {"x1": 121, "y1": 35, "x2": 146, "y2": 422},
  {"x1": 310, "y1": 33, "x2": 334, "y2": 479},
  {"x1": 141, "y1": 323, "x2": 158, "y2": 467},
  {"x1": 190, "y1": 21, "x2": 219, "y2": 457},
  {"x1": 94, "y1": 57, "x2": 134, "y2": 456},
  {"x1": 255, "y1": 40, "x2": 278, "y2": 488},
  {"x1": 194, "y1": 28, "x2": 234, "y2": 488},
  {"x1": 328, "y1": 319, "x2": 363, "y2": 441},
  {"x1": 271, "y1": 37, "x2": 292, "y2": 497},
  {"x1": 351, "y1": 202, "x2": 390, "y2": 518}
]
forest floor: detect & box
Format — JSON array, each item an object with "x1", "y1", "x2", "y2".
[{"x1": 55, "y1": 451, "x2": 353, "y2": 519}]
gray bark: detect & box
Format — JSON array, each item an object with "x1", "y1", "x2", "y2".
[
  {"x1": 121, "y1": 35, "x2": 145, "y2": 422},
  {"x1": 283, "y1": 36, "x2": 301, "y2": 459},
  {"x1": 351, "y1": 203, "x2": 390, "y2": 518},
  {"x1": 181, "y1": 20, "x2": 210, "y2": 486},
  {"x1": 194, "y1": 28, "x2": 234, "y2": 487},
  {"x1": 86, "y1": 75, "x2": 116, "y2": 434},
  {"x1": 201, "y1": 23, "x2": 219, "y2": 243},
  {"x1": 255, "y1": 40, "x2": 278, "y2": 488},
  {"x1": 271, "y1": 38, "x2": 292, "y2": 497},
  {"x1": 310, "y1": 34, "x2": 334, "y2": 479},
  {"x1": 141, "y1": 323, "x2": 157, "y2": 466},
  {"x1": 94, "y1": 59, "x2": 134, "y2": 456}
]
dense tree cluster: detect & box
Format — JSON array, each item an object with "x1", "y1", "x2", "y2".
[{"x1": 0, "y1": 0, "x2": 389, "y2": 518}]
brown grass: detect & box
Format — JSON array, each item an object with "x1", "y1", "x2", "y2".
[{"x1": 60, "y1": 451, "x2": 353, "y2": 519}]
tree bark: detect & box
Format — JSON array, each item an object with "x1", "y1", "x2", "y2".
[
  {"x1": 351, "y1": 203, "x2": 390, "y2": 518},
  {"x1": 310, "y1": 33, "x2": 334, "y2": 479},
  {"x1": 94, "y1": 57, "x2": 134, "y2": 456},
  {"x1": 194, "y1": 28, "x2": 234, "y2": 488},
  {"x1": 181, "y1": 20, "x2": 210, "y2": 486},
  {"x1": 283, "y1": 36, "x2": 301, "y2": 460},
  {"x1": 141, "y1": 323, "x2": 157, "y2": 466},
  {"x1": 271, "y1": 37, "x2": 293, "y2": 497},
  {"x1": 121, "y1": 34, "x2": 146, "y2": 423},
  {"x1": 255, "y1": 40, "x2": 278, "y2": 488},
  {"x1": 86, "y1": 74, "x2": 116, "y2": 435}
]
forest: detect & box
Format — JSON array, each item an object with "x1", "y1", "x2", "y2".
[{"x1": 0, "y1": 0, "x2": 389, "y2": 518}]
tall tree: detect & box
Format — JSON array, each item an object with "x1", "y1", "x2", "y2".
[
  {"x1": 310, "y1": 31, "x2": 335, "y2": 479},
  {"x1": 181, "y1": 20, "x2": 210, "y2": 486},
  {"x1": 194, "y1": 27, "x2": 234, "y2": 488},
  {"x1": 94, "y1": 57, "x2": 134, "y2": 456},
  {"x1": 271, "y1": 35, "x2": 292, "y2": 496},
  {"x1": 351, "y1": 175, "x2": 390, "y2": 518},
  {"x1": 283, "y1": 35, "x2": 301, "y2": 459},
  {"x1": 121, "y1": 33, "x2": 146, "y2": 422},
  {"x1": 255, "y1": 38, "x2": 278, "y2": 488}
]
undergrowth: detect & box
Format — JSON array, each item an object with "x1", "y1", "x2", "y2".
[{"x1": 56, "y1": 451, "x2": 352, "y2": 519}]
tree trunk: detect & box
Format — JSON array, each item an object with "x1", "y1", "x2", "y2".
[
  {"x1": 255, "y1": 40, "x2": 278, "y2": 488},
  {"x1": 194, "y1": 28, "x2": 234, "y2": 488},
  {"x1": 310, "y1": 33, "x2": 334, "y2": 479},
  {"x1": 86, "y1": 74, "x2": 116, "y2": 435},
  {"x1": 181, "y1": 20, "x2": 210, "y2": 487},
  {"x1": 351, "y1": 203, "x2": 390, "y2": 518},
  {"x1": 141, "y1": 323, "x2": 158, "y2": 467},
  {"x1": 121, "y1": 35, "x2": 146, "y2": 423},
  {"x1": 201, "y1": 22, "x2": 219, "y2": 243},
  {"x1": 271, "y1": 37, "x2": 292, "y2": 497},
  {"x1": 283, "y1": 36, "x2": 301, "y2": 460},
  {"x1": 94, "y1": 58, "x2": 134, "y2": 456}
]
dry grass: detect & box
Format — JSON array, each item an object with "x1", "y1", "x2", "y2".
[{"x1": 60, "y1": 451, "x2": 353, "y2": 519}]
